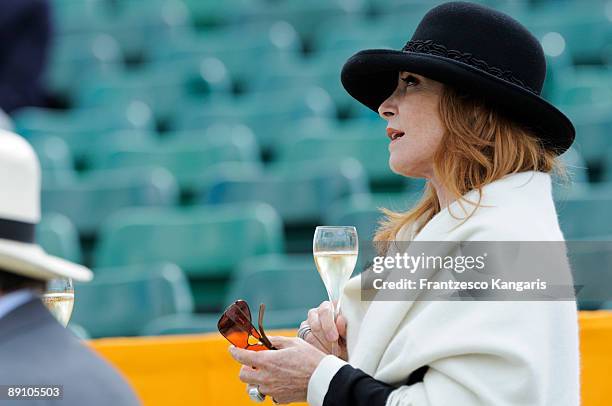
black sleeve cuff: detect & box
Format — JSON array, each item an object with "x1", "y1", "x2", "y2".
[{"x1": 322, "y1": 364, "x2": 395, "y2": 406}]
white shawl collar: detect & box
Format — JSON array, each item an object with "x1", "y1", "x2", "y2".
[{"x1": 340, "y1": 171, "x2": 559, "y2": 376}]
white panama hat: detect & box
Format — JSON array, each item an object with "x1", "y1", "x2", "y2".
[{"x1": 0, "y1": 130, "x2": 92, "y2": 282}]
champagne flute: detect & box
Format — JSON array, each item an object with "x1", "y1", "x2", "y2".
[
  {"x1": 42, "y1": 278, "x2": 75, "y2": 327},
  {"x1": 313, "y1": 226, "x2": 358, "y2": 356}
]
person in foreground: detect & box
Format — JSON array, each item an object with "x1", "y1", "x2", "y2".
[
  {"x1": 229, "y1": 2, "x2": 580, "y2": 405},
  {"x1": 0, "y1": 130, "x2": 141, "y2": 405}
]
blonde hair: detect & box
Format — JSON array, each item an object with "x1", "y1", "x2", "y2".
[{"x1": 373, "y1": 85, "x2": 566, "y2": 251}]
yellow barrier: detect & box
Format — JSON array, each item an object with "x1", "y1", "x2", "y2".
[
  {"x1": 578, "y1": 311, "x2": 612, "y2": 406},
  {"x1": 90, "y1": 330, "x2": 305, "y2": 406},
  {"x1": 90, "y1": 312, "x2": 612, "y2": 406}
]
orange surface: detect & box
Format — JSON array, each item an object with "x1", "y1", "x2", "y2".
[
  {"x1": 89, "y1": 330, "x2": 305, "y2": 406},
  {"x1": 578, "y1": 311, "x2": 612, "y2": 406},
  {"x1": 89, "y1": 312, "x2": 612, "y2": 406}
]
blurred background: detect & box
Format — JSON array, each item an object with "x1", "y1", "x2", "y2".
[{"x1": 2, "y1": 0, "x2": 611, "y2": 339}]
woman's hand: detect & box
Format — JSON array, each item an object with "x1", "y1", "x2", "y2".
[
  {"x1": 302, "y1": 301, "x2": 348, "y2": 360},
  {"x1": 229, "y1": 336, "x2": 327, "y2": 404}
]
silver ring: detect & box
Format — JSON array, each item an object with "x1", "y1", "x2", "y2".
[
  {"x1": 297, "y1": 324, "x2": 311, "y2": 340},
  {"x1": 247, "y1": 384, "x2": 265, "y2": 403}
]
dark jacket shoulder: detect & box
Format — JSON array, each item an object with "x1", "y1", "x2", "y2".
[{"x1": 0, "y1": 299, "x2": 141, "y2": 406}]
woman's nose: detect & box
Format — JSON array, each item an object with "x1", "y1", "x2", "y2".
[{"x1": 378, "y1": 96, "x2": 397, "y2": 119}]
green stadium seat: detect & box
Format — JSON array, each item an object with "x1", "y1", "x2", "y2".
[
  {"x1": 150, "y1": 21, "x2": 300, "y2": 85},
  {"x1": 141, "y1": 313, "x2": 219, "y2": 336},
  {"x1": 37, "y1": 213, "x2": 83, "y2": 264},
  {"x1": 202, "y1": 158, "x2": 369, "y2": 224},
  {"x1": 50, "y1": 0, "x2": 113, "y2": 35},
  {"x1": 539, "y1": 40, "x2": 574, "y2": 101},
  {"x1": 311, "y1": 11, "x2": 417, "y2": 61},
  {"x1": 525, "y1": 1, "x2": 611, "y2": 64},
  {"x1": 75, "y1": 57, "x2": 232, "y2": 123},
  {"x1": 311, "y1": 15, "x2": 391, "y2": 54},
  {"x1": 27, "y1": 135, "x2": 74, "y2": 172},
  {"x1": 173, "y1": 87, "x2": 336, "y2": 150},
  {"x1": 189, "y1": 162, "x2": 267, "y2": 201},
  {"x1": 108, "y1": 0, "x2": 193, "y2": 61},
  {"x1": 571, "y1": 106, "x2": 612, "y2": 169},
  {"x1": 275, "y1": 120, "x2": 408, "y2": 188},
  {"x1": 42, "y1": 167, "x2": 179, "y2": 236},
  {"x1": 556, "y1": 192, "x2": 612, "y2": 239},
  {"x1": 550, "y1": 67, "x2": 612, "y2": 108},
  {"x1": 140, "y1": 307, "x2": 307, "y2": 336},
  {"x1": 94, "y1": 202, "x2": 285, "y2": 310},
  {"x1": 286, "y1": 116, "x2": 339, "y2": 139},
  {"x1": 75, "y1": 130, "x2": 156, "y2": 169},
  {"x1": 46, "y1": 32, "x2": 123, "y2": 97},
  {"x1": 246, "y1": 53, "x2": 360, "y2": 117},
  {"x1": 367, "y1": 0, "x2": 443, "y2": 20},
  {"x1": 225, "y1": 254, "x2": 327, "y2": 311},
  {"x1": 243, "y1": 1, "x2": 367, "y2": 47},
  {"x1": 558, "y1": 147, "x2": 589, "y2": 184},
  {"x1": 325, "y1": 191, "x2": 424, "y2": 242},
  {"x1": 568, "y1": 241, "x2": 612, "y2": 310},
  {"x1": 92, "y1": 133, "x2": 260, "y2": 192},
  {"x1": 553, "y1": 147, "x2": 590, "y2": 199},
  {"x1": 13, "y1": 102, "x2": 156, "y2": 147},
  {"x1": 180, "y1": 0, "x2": 258, "y2": 27},
  {"x1": 601, "y1": 147, "x2": 612, "y2": 183},
  {"x1": 165, "y1": 122, "x2": 258, "y2": 145},
  {"x1": 71, "y1": 263, "x2": 194, "y2": 338}
]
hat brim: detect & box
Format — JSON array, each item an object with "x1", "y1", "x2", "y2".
[
  {"x1": 341, "y1": 49, "x2": 575, "y2": 155},
  {"x1": 0, "y1": 239, "x2": 93, "y2": 282}
]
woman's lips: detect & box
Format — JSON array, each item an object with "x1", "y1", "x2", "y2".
[{"x1": 386, "y1": 127, "x2": 405, "y2": 141}]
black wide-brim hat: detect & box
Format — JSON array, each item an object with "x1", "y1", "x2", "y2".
[{"x1": 341, "y1": 1, "x2": 575, "y2": 155}]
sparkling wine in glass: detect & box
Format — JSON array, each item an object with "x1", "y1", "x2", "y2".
[
  {"x1": 42, "y1": 278, "x2": 74, "y2": 327},
  {"x1": 313, "y1": 226, "x2": 358, "y2": 355}
]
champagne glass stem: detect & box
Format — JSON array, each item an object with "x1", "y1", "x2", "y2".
[
  {"x1": 331, "y1": 341, "x2": 340, "y2": 357},
  {"x1": 330, "y1": 299, "x2": 341, "y2": 357}
]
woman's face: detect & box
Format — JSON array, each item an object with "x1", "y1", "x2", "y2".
[{"x1": 378, "y1": 71, "x2": 446, "y2": 179}]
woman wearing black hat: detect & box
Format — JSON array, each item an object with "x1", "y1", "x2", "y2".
[{"x1": 229, "y1": 2, "x2": 580, "y2": 405}]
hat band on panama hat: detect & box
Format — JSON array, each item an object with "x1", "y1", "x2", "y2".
[
  {"x1": 402, "y1": 39, "x2": 539, "y2": 96},
  {"x1": 0, "y1": 218, "x2": 35, "y2": 244}
]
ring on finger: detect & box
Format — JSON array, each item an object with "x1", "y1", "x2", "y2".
[
  {"x1": 301, "y1": 325, "x2": 333, "y2": 353},
  {"x1": 297, "y1": 324, "x2": 312, "y2": 340},
  {"x1": 247, "y1": 384, "x2": 265, "y2": 403}
]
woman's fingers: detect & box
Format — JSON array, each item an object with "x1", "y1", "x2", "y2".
[
  {"x1": 232, "y1": 336, "x2": 328, "y2": 403},
  {"x1": 268, "y1": 336, "x2": 294, "y2": 349},
  {"x1": 239, "y1": 365, "x2": 264, "y2": 384},
  {"x1": 319, "y1": 302, "x2": 339, "y2": 342},
  {"x1": 307, "y1": 307, "x2": 327, "y2": 346},
  {"x1": 229, "y1": 346, "x2": 263, "y2": 368}
]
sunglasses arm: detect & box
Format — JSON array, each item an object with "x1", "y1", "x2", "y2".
[{"x1": 258, "y1": 303, "x2": 277, "y2": 350}]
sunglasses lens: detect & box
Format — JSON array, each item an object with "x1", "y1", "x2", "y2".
[
  {"x1": 234, "y1": 300, "x2": 251, "y2": 321},
  {"x1": 218, "y1": 301, "x2": 269, "y2": 351}
]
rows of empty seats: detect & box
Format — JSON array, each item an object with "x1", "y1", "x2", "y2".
[{"x1": 9, "y1": 0, "x2": 612, "y2": 338}]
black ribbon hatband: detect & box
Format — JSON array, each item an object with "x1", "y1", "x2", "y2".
[{"x1": 0, "y1": 218, "x2": 35, "y2": 244}]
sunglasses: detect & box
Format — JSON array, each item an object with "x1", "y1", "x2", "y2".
[{"x1": 218, "y1": 300, "x2": 276, "y2": 351}]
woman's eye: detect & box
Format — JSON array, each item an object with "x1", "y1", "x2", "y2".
[{"x1": 401, "y1": 75, "x2": 419, "y2": 86}]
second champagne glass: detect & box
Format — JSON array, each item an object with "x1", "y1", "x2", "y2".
[{"x1": 41, "y1": 278, "x2": 74, "y2": 327}]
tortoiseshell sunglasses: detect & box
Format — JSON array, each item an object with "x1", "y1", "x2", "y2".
[{"x1": 218, "y1": 300, "x2": 277, "y2": 351}]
